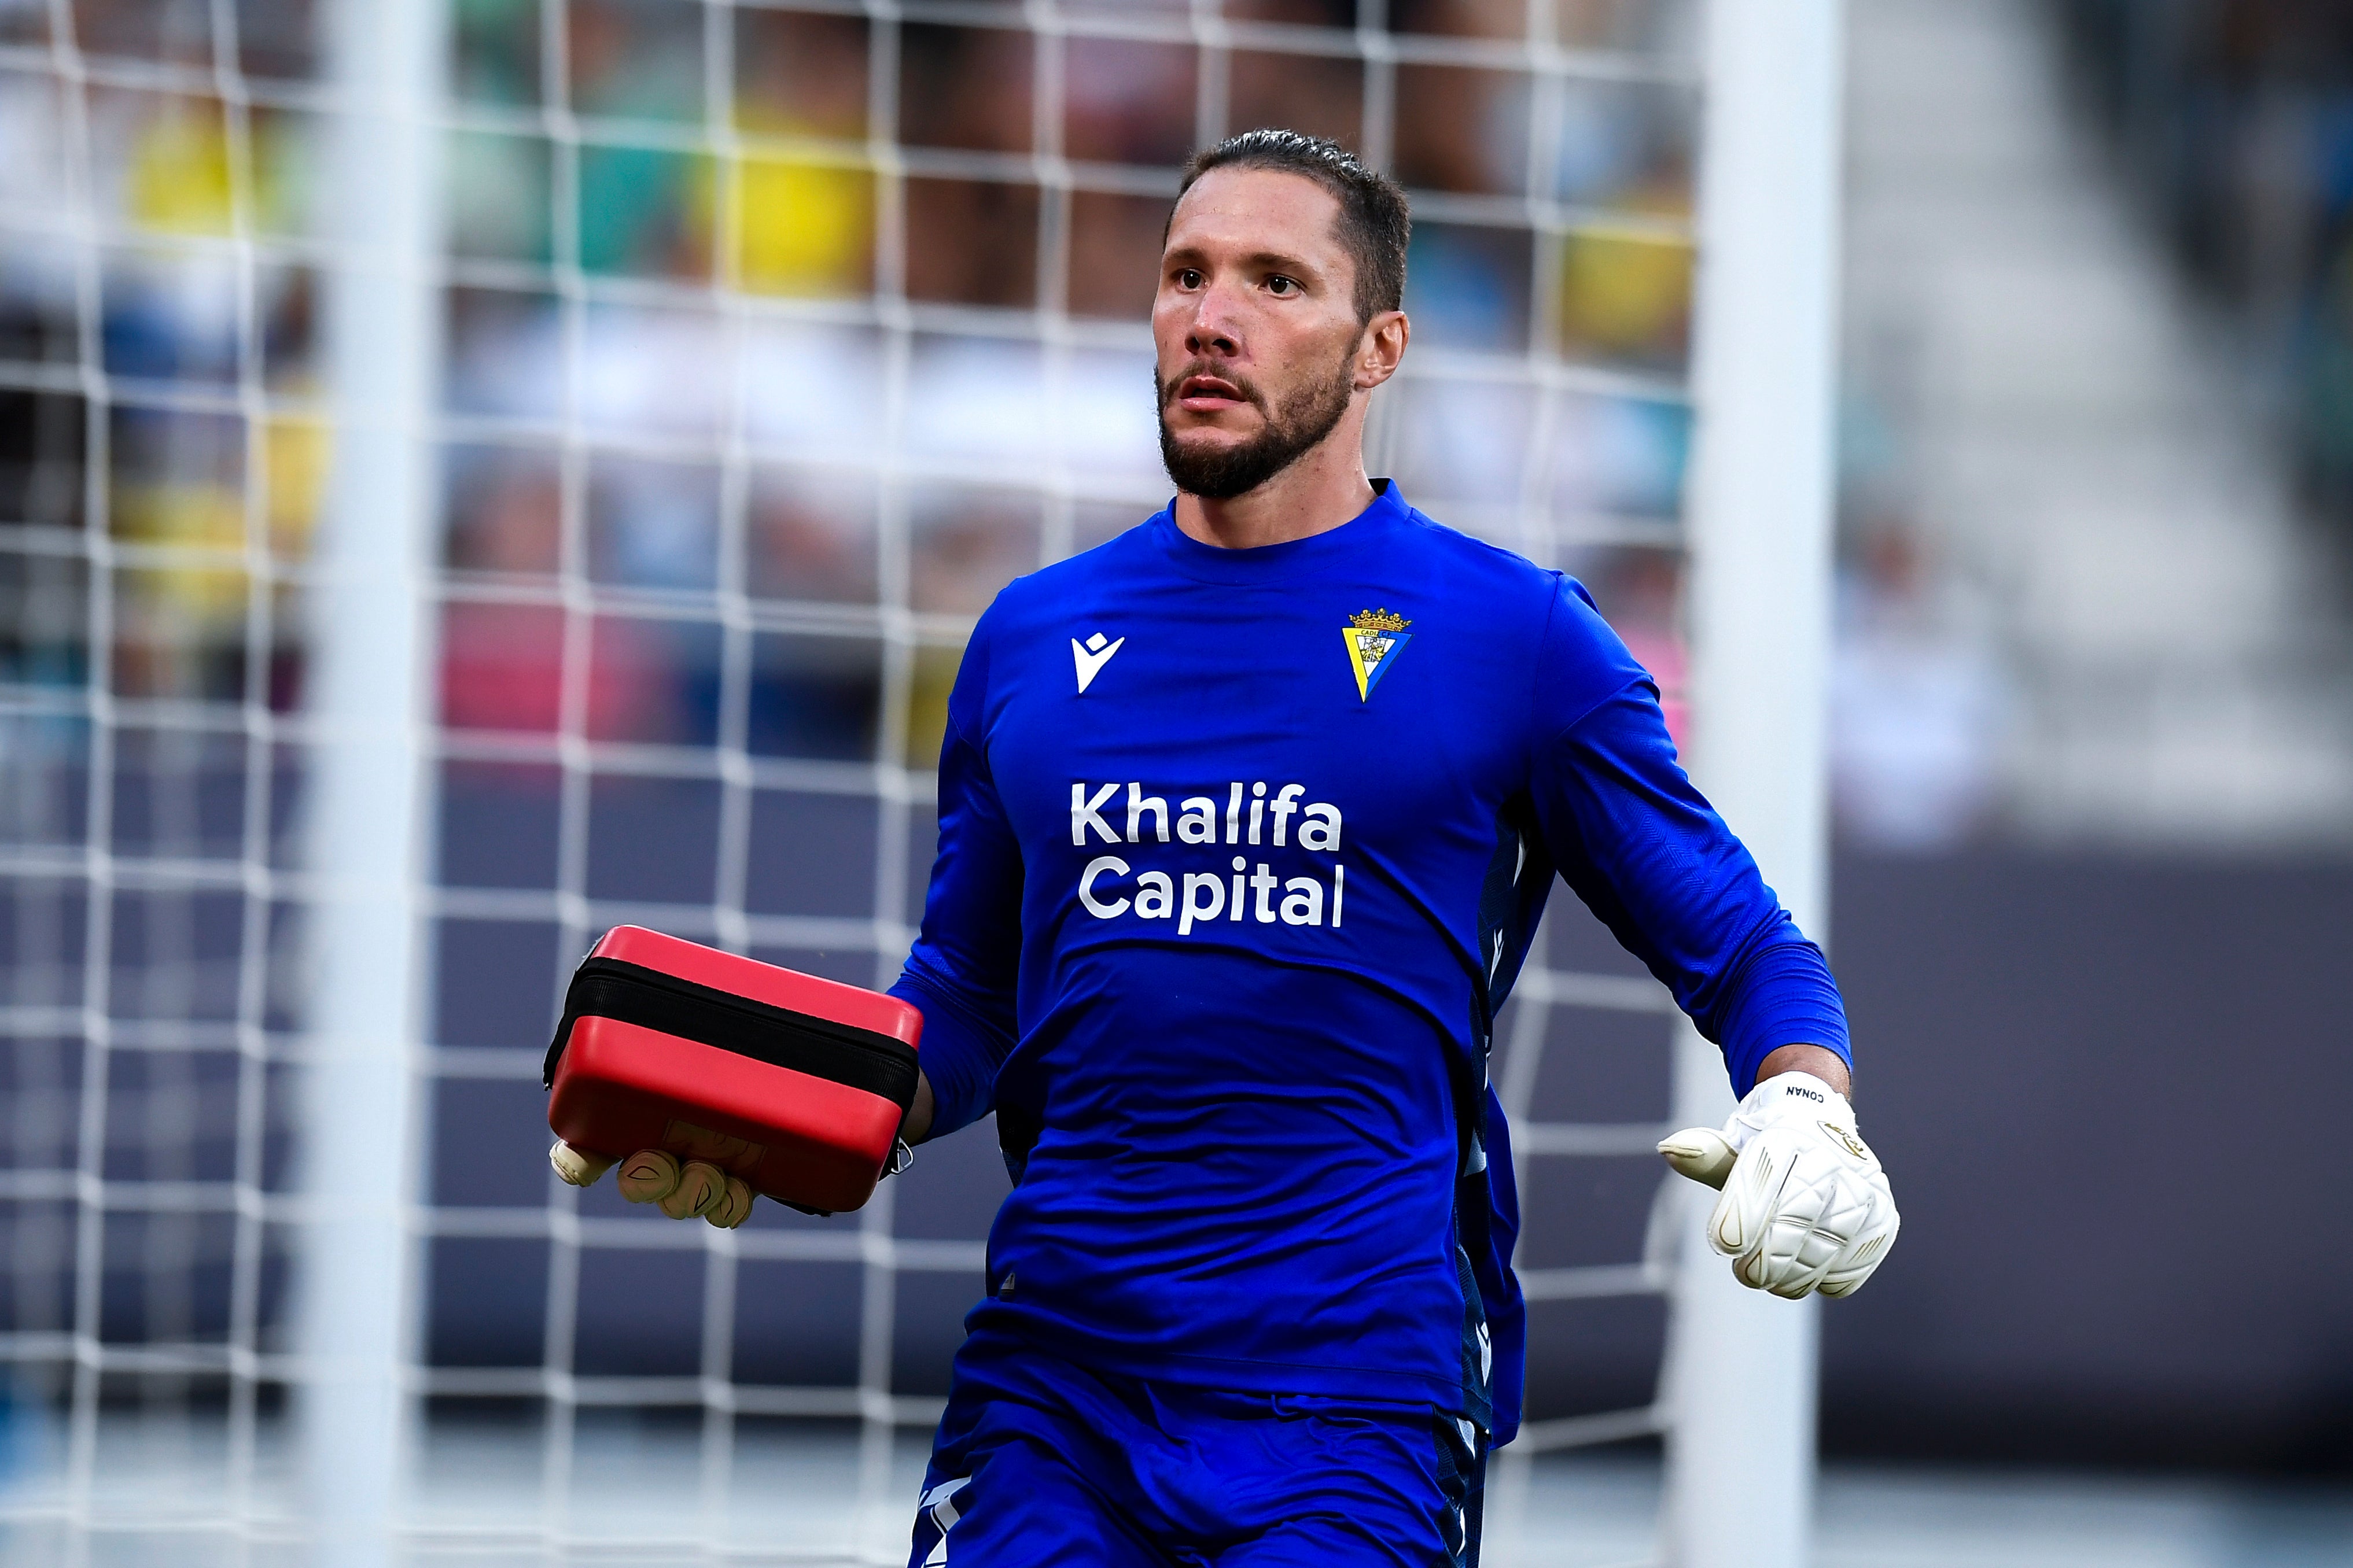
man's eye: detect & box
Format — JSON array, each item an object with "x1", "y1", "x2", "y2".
[
  {"x1": 1176, "y1": 268, "x2": 1203, "y2": 289},
  {"x1": 1267, "y1": 275, "x2": 1299, "y2": 296}
]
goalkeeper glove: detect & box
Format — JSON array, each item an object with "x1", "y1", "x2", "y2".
[
  {"x1": 548, "y1": 1141, "x2": 754, "y2": 1229},
  {"x1": 1657, "y1": 1071, "x2": 1898, "y2": 1300}
]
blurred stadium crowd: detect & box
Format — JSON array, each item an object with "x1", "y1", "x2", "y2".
[
  {"x1": 1831, "y1": 0, "x2": 2353, "y2": 852},
  {"x1": 1, "y1": 0, "x2": 1704, "y2": 784},
  {"x1": 61, "y1": 1, "x2": 2345, "y2": 858},
  {"x1": 2056, "y1": 0, "x2": 2353, "y2": 531}
]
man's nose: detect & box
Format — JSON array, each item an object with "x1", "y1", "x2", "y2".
[
  {"x1": 1183, "y1": 285, "x2": 1244, "y2": 358},
  {"x1": 1184, "y1": 316, "x2": 1240, "y2": 357}
]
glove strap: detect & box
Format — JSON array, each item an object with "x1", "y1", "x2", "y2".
[{"x1": 1728, "y1": 1069, "x2": 1853, "y2": 1151}]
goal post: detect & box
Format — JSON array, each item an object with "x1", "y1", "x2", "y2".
[
  {"x1": 298, "y1": 0, "x2": 449, "y2": 1558},
  {"x1": 1664, "y1": 1, "x2": 1846, "y2": 1565}
]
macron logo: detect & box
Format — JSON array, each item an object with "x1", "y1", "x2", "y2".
[{"x1": 1071, "y1": 632, "x2": 1125, "y2": 693}]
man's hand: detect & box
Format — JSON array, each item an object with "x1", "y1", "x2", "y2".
[
  {"x1": 548, "y1": 1141, "x2": 754, "y2": 1229},
  {"x1": 1657, "y1": 1071, "x2": 1898, "y2": 1300}
]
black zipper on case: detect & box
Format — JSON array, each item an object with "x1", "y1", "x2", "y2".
[{"x1": 543, "y1": 957, "x2": 919, "y2": 1110}]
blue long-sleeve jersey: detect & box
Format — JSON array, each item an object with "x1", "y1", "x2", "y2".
[{"x1": 889, "y1": 481, "x2": 1848, "y2": 1442}]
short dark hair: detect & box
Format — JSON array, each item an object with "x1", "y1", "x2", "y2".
[{"x1": 1174, "y1": 130, "x2": 1411, "y2": 323}]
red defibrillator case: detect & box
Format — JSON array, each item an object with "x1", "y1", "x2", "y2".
[{"x1": 543, "y1": 927, "x2": 922, "y2": 1215}]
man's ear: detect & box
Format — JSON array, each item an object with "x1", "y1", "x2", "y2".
[{"x1": 1354, "y1": 310, "x2": 1410, "y2": 390}]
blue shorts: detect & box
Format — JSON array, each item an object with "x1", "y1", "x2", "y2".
[{"x1": 908, "y1": 1335, "x2": 1486, "y2": 1568}]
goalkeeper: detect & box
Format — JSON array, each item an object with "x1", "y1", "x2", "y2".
[{"x1": 594, "y1": 130, "x2": 1899, "y2": 1566}]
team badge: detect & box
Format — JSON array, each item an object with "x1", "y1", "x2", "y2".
[{"x1": 1342, "y1": 607, "x2": 1412, "y2": 700}]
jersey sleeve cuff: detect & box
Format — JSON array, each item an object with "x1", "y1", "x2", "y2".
[
  {"x1": 1714, "y1": 934, "x2": 1852, "y2": 1097},
  {"x1": 888, "y1": 961, "x2": 1011, "y2": 1140}
]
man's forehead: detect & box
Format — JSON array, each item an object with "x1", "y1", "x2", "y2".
[{"x1": 1165, "y1": 167, "x2": 1346, "y2": 260}]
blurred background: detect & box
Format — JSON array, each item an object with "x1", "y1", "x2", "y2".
[{"x1": 0, "y1": 0, "x2": 2349, "y2": 1560}]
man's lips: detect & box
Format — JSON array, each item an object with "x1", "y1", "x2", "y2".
[{"x1": 1173, "y1": 374, "x2": 1251, "y2": 413}]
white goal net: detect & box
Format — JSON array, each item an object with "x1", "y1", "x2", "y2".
[{"x1": 0, "y1": 0, "x2": 1837, "y2": 1561}]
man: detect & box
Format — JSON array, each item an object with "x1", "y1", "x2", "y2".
[{"x1": 592, "y1": 130, "x2": 1899, "y2": 1565}]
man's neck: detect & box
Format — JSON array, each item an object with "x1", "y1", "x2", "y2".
[{"x1": 1172, "y1": 431, "x2": 1377, "y2": 552}]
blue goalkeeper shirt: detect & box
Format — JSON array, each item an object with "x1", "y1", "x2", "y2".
[{"x1": 889, "y1": 481, "x2": 1848, "y2": 1442}]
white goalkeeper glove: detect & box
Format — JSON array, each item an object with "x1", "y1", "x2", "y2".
[
  {"x1": 1657, "y1": 1071, "x2": 1898, "y2": 1300},
  {"x1": 548, "y1": 1141, "x2": 754, "y2": 1230}
]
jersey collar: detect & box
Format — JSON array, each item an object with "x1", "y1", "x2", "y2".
[{"x1": 1148, "y1": 478, "x2": 1411, "y2": 585}]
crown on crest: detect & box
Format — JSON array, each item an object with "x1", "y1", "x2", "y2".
[{"x1": 1349, "y1": 607, "x2": 1412, "y2": 632}]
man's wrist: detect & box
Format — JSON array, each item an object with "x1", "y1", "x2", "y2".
[
  {"x1": 1752, "y1": 1042, "x2": 1851, "y2": 1100},
  {"x1": 900, "y1": 1071, "x2": 937, "y2": 1145}
]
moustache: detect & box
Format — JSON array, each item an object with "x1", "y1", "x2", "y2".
[{"x1": 1158, "y1": 363, "x2": 1269, "y2": 413}]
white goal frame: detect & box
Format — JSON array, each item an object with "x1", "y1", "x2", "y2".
[{"x1": 1662, "y1": 2, "x2": 1843, "y2": 1566}]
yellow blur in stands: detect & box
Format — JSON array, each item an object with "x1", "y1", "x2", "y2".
[
  {"x1": 111, "y1": 485, "x2": 246, "y2": 613},
  {"x1": 717, "y1": 150, "x2": 874, "y2": 298},
  {"x1": 1556, "y1": 228, "x2": 1693, "y2": 366},
  {"x1": 266, "y1": 416, "x2": 329, "y2": 560},
  {"x1": 127, "y1": 99, "x2": 297, "y2": 238},
  {"x1": 128, "y1": 104, "x2": 237, "y2": 235}
]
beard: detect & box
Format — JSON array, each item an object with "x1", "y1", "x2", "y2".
[{"x1": 1156, "y1": 345, "x2": 1357, "y2": 501}]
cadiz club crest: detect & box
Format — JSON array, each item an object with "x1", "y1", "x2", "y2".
[{"x1": 1342, "y1": 607, "x2": 1413, "y2": 701}]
